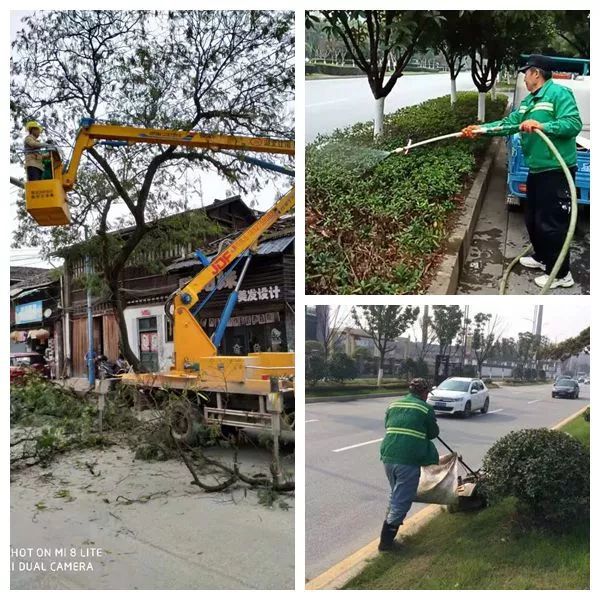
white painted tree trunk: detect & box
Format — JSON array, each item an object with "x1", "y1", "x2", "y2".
[
  {"x1": 374, "y1": 96, "x2": 385, "y2": 138},
  {"x1": 377, "y1": 367, "x2": 384, "y2": 387},
  {"x1": 491, "y1": 82, "x2": 497, "y2": 101},
  {"x1": 450, "y1": 78, "x2": 457, "y2": 105},
  {"x1": 477, "y1": 92, "x2": 486, "y2": 122}
]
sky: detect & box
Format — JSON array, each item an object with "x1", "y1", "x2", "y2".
[
  {"x1": 322, "y1": 303, "x2": 590, "y2": 346},
  {"x1": 9, "y1": 10, "x2": 294, "y2": 268}
]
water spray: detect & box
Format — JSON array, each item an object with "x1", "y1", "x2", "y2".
[{"x1": 328, "y1": 125, "x2": 578, "y2": 294}]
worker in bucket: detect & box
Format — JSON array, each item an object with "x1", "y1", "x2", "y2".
[
  {"x1": 462, "y1": 54, "x2": 582, "y2": 290},
  {"x1": 378, "y1": 378, "x2": 439, "y2": 552},
  {"x1": 24, "y1": 120, "x2": 53, "y2": 181}
]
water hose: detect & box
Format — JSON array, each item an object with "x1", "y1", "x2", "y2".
[
  {"x1": 387, "y1": 127, "x2": 578, "y2": 294},
  {"x1": 498, "y1": 128, "x2": 577, "y2": 295}
]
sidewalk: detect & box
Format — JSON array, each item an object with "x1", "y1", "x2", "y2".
[
  {"x1": 54, "y1": 378, "x2": 94, "y2": 394},
  {"x1": 457, "y1": 143, "x2": 589, "y2": 295}
]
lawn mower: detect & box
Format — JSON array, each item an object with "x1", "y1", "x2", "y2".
[{"x1": 415, "y1": 436, "x2": 487, "y2": 512}]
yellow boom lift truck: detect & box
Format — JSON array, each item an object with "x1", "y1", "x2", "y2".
[{"x1": 24, "y1": 119, "x2": 295, "y2": 452}]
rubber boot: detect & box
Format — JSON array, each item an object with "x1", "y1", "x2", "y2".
[{"x1": 378, "y1": 520, "x2": 402, "y2": 552}]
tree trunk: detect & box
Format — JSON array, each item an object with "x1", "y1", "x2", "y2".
[
  {"x1": 377, "y1": 366, "x2": 384, "y2": 387},
  {"x1": 477, "y1": 92, "x2": 486, "y2": 122},
  {"x1": 374, "y1": 96, "x2": 385, "y2": 138},
  {"x1": 109, "y1": 278, "x2": 142, "y2": 372},
  {"x1": 450, "y1": 78, "x2": 458, "y2": 105},
  {"x1": 491, "y1": 82, "x2": 497, "y2": 101}
]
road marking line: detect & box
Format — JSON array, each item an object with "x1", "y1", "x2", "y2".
[
  {"x1": 305, "y1": 419, "x2": 319, "y2": 423},
  {"x1": 307, "y1": 404, "x2": 590, "y2": 590},
  {"x1": 487, "y1": 409, "x2": 504, "y2": 414},
  {"x1": 332, "y1": 438, "x2": 383, "y2": 453},
  {"x1": 528, "y1": 399, "x2": 544, "y2": 404},
  {"x1": 306, "y1": 99, "x2": 350, "y2": 108}
]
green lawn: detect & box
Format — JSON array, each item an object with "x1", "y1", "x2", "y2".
[
  {"x1": 344, "y1": 410, "x2": 590, "y2": 590},
  {"x1": 561, "y1": 413, "x2": 590, "y2": 448}
]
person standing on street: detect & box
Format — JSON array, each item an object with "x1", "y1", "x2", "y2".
[
  {"x1": 378, "y1": 378, "x2": 439, "y2": 551},
  {"x1": 462, "y1": 54, "x2": 583, "y2": 289}
]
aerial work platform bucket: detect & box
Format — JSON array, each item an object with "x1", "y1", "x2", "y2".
[
  {"x1": 25, "y1": 179, "x2": 71, "y2": 226},
  {"x1": 24, "y1": 149, "x2": 71, "y2": 226}
]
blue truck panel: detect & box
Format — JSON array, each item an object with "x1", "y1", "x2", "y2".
[{"x1": 507, "y1": 135, "x2": 590, "y2": 205}]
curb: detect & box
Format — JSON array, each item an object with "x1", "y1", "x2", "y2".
[
  {"x1": 306, "y1": 391, "x2": 407, "y2": 404},
  {"x1": 427, "y1": 137, "x2": 501, "y2": 295},
  {"x1": 551, "y1": 404, "x2": 589, "y2": 430},
  {"x1": 306, "y1": 504, "x2": 442, "y2": 590},
  {"x1": 306, "y1": 404, "x2": 590, "y2": 590}
]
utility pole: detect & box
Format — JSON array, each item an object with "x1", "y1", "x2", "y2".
[
  {"x1": 533, "y1": 305, "x2": 543, "y2": 375},
  {"x1": 84, "y1": 226, "x2": 95, "y2": 387},
  {"x1": 461, "y1": 305, "x2": 469, "y2": 372}
]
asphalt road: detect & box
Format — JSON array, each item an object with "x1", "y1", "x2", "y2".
[
  {"x1": 305, "y1": 383, "x2": 588, "y2": 581},
  {"x1": 458, "y1": 143, "x2": 590, "y2": 295},
  {"x1": 306, "y1": 72, "x2": 476, "y2": 142}
]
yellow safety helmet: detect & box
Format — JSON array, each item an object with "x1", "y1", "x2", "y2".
[{"x1": 26, "y1": 120, "x2": 42, "y2": 131}]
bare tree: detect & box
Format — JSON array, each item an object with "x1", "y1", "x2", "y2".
[
  {"x1": 471, "y1": 313, "x2": 505, "y2": 378},
  {"x1": 315, "y1": 305, "x2": 349, "y2": 361},
  {"x1": 352, "y1": 305, "x2": 419, "y2": 386},
  {"x1": 11, "y1": 10, "x2": 294, "y2": 370}
]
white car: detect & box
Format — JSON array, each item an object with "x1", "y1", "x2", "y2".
[{"x1": 427, "y1": 377, "x2": 490, "y2": 418}]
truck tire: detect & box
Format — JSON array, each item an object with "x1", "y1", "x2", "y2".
[{"x1": 168, "y1": 400, "x2": 200, "y2": 445}]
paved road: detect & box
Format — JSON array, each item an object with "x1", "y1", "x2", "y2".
[
  {"x1": 458, "y1": 143, "x2": 590, "y2": 295},
  {"x1": 306, "y1": 72, "x2": 476, "y2": 142},
  {"x1": 11, "y1": 445, "x2": 294, "y2": 590},
  {"x1": 305, "y1": 383, "x2": 588, "y2": 580}
]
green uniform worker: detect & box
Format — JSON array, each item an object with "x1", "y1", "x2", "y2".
[
  {"x1": 463, "y1": 54, "x2": 583, "y2": 290},
  {"x1": 378, "y1": 378, "x2": 439, "y2": 551}
]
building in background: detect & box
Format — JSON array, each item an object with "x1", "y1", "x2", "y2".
[{"x1": 52, "y1": 196, "x2": 294, "y2": 377}]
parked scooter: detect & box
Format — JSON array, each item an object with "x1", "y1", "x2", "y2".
[{"x1": 97, "y1": 355, "x2": 130, "y2": 379}]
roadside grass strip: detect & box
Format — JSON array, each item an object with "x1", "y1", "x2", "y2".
[{"x1": 343, "y1": 412, "x2": 590, "y2": 590}]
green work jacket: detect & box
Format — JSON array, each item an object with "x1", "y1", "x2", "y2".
[
  {"x1": 380, "y1": 393, "x2": 439, "y2": 466},
  {"x1": 481, "y1": 79, "x2": 582, "y2": 173}
]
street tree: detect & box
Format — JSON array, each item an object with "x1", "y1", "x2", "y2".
[
  {"x1": 306, "y1": 10, "x2": 442, "y2": 138},
  {"x1": 464, "y1": 11, "x2": 554, "y2": 121},
  {"x1": 411, "y1": 305, "x2": 437, "y2": 360},
  {"x1": 10, "y1": 10, "x2": 295, "y2": 371},
  {"x1": 471, "y1": 313, "x2": 503, "y2": 377},
  {"x1": 434, "y1": 11, "x2": 470, "y2": 105},
  {"x1": 515, "y1": 331, "x2": 550, "y2": 379},
  {"x1": 431, "y1": 305, "x2": 463, "y2": 379},
  {"x1": 539, "y1": 327, "x2": 590, "y2": 361},
  {"x1": 315, "y1": 305, "x2": 349, "y2": 361},
  {"x1": 352, "y1": 305, "x2": 419, "y2": 386},
  {"x1": 550, "y1": 11, "x2": 590, "y2": 57}
]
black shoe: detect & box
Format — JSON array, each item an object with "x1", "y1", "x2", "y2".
[{"x1": 378, "y1": 520, "x2": 402, "y2": 552}]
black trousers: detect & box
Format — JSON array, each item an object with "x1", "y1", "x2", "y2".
[
  {"x1": 26, "y1": 166, "x2": 43, "y2": 181},
  {"x1": 525, "y1": 167, "x2": 576, "y2": 279}
]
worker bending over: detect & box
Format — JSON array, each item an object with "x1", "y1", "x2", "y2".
[
  {"x1": 463, "y1": 54, "x2": 582, "y2": 290},
  {"x1": 378, "y1": 378, "x2": 439, "y2": 552}
]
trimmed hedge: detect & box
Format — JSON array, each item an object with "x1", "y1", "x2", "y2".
[
  {"x1": 306, "y1": 92, "x2": 508, "y2": 294},
  {"x1": 481, "y1": 428, "x2": 590, "y2": 531}
]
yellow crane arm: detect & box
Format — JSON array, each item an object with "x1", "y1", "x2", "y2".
[
  {"x1": 63, "y1": 121, "x2": 294, "y2": 190},
  {"x1": 179, "y1": 187, "x2": 294, "y2": 306},
  {"x1": 171, "y1": 187, "x2": 294, "y2": 367}
]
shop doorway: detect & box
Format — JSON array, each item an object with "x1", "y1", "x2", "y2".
[{"x1": 138, "y1": 316, "x2": 159, "y2": 372}]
